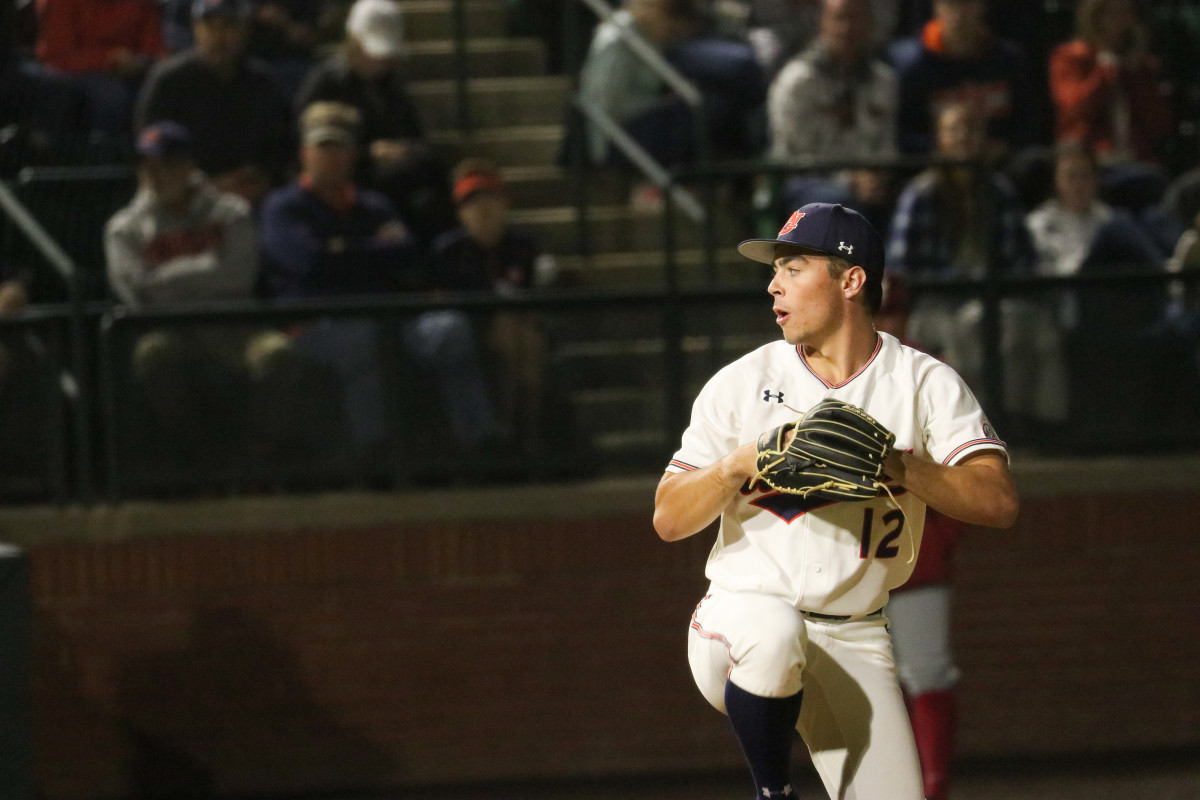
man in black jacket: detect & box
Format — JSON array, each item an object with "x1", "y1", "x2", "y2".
[{"x1": 135, "y1": 0, "x2": 293, "y2": 207}]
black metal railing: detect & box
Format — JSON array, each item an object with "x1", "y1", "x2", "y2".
[{"x1": 0, "y1": 181, "x2": 94, "y2": 500}]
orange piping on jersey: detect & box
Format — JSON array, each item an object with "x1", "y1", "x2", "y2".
[
  {"x1": 796, "y1": 335, "x2": 883, "y2": 389},
  {"x1": 942, "y1": 437, "x2": 1006, "y2": 464}
]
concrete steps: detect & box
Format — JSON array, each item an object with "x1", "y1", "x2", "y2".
[
  {"x1": 400, "y1": 0, "x2": 766, "y2": 475},
  {"x1": 399, "y1": 0, "x2": 508, "y2": 41},
  {"x1": 428, "y1": 124, "x2": 564, "y2": 166},
  {"x1": 403, "y1": 37, "x2": 547, "y2": 80},
  {"x1": 498, "y1": 164, "x2": 626, "y2": 208},
  {"x1": 506, "y1": 203, "x2": 749, "y2": 258}
]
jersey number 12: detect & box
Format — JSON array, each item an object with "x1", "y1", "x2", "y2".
[{"x1": 859, "y1": 507, "x2": 904, "y2": 559}]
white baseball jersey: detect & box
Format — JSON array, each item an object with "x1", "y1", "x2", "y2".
[{"x1": 667, "y1": 331, "x2": 1006, "y2": 617}]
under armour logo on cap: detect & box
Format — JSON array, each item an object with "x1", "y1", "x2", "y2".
[{"x1": 839, "y1": 241, "x2": 853, "y2": 254}]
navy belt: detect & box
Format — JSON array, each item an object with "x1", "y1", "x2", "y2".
[{"x1": 800, "y1": 607, "x2": 884, "y2": 623}]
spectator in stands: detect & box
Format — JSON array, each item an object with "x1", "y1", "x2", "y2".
[
  {"x1": 32, "y1": 0, "x2": 164, "y2": 136},
  {"x1": 889, "y1": 0, "x2": 1037, "y2": 160},
  {"x1": 1024, "y1": 141, "x2": 1165, "y2": 444},
  {"x1": 1027, "y1": 141, "x2": 1195, "y2": 448},
  {"x1": 1049, "y1": 0, "x2": 1171, "y2": 215},
  {"x1": 719, "y1": 0, "x2": 899, "y2": 78},
  {"x1": 431, "y1": 158, "x2": 558, "y2": 445},
  {"x1": 767, "y1": 0, "x2": 898, "y2": 230},
  {"x1": 888, "y1": 101, "x2": 1065, "y2": 439},
  {"x1": 162, "y1": 0, "x2": 319, "y2": 100},
  {"x1": 259, "y1": 102, "x2": 500, "y2": 474},
  {"x1": 1026, "y1": 141, "x2": 1164, "y2": 327},
  {"x1": 295, "y1": 0, "x2": 456, "y2": 249},
  {"x1": 103, "y1": 121, "x2": 288, "y2": 468},
  {"x1": 1050, "y1": 0, "x2": 1170, "y2": 169},
  {"x1": 576, "y1": 0, "x2": 766, "y2": 182},
  {"x1": 135, "y1": 0, "x2": 293, "y2": 207}
]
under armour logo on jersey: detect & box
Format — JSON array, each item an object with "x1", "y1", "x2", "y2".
[
  {"x1": 778, "y1": 211, "x2": 805, "y2": 235},
  {"x1": 839, "y1": 241, "x2": 853, "y2": 255},
  {"x1": 761, "y1": 787, "x2": 794, "y2": 798},
  {"x1": 763, "y1": 389, "x2": 785, "y2": 403}
]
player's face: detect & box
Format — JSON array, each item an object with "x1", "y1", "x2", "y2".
[{"x1": 767, "y1": 253, "x2": 845, "y2": 346}]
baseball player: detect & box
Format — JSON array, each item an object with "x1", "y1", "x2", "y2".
[{"x1": 652, "y1": 202, "x2": 1018, "y2": 800}]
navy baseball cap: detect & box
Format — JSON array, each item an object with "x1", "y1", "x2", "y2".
[
  {"x1": 737, "y1": 202, "x2": 885, "y2": 281},
  {"x1": 192, "y1": 0, "x2": 250, "y2": 20},
  {"x1": 136, "y1": 121, "x2": 193, "y2": 159}
]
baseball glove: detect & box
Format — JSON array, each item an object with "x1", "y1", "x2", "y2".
[{"x1": 753, "y1": 399, "x2": 896, "y2": 502}]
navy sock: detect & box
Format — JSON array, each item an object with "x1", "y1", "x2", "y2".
[{"x1": 724, "y1": 681, "x2": 803, "y2": 799}]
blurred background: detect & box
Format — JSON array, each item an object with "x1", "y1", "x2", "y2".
[{"x1": 0, "y1": 0, "x2": 1198, "y2": 798}]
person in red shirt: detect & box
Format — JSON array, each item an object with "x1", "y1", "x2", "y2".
[
  {"x1": 1049, "y1": 0, "x2": 1170, "y2": 167},
  {"x1": 874, "y1": 273, "x2": 969, "y2": 800},
  {"x1": 1049, "y1": 0, "x2": 1172, "y2": 216},
  {"x1": 34, "y1": 0, "x2": 164, "y2": 135}
]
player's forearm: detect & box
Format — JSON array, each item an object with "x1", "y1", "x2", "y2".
[
  {"x1": 653, "y1": 444, "x2": 757, "y2": 542},
  {"x1": 885, "y1": 450, "x2": 1019, "y2": 529}
]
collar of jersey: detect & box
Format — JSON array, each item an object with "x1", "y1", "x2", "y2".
[{"x1": 796, "y1": 334, "x2": 882, "y2": 389}]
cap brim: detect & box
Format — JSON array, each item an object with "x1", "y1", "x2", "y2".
[{"x1": 736, "y1": 238, "x2": 835, "y2": 265}]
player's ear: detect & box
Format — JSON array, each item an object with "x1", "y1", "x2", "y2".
[{"x1": 843, "y1": 265, "x2": 867, "y2": 300}]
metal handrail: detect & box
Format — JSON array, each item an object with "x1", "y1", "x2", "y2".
[
  {"x1": 0, "y1": 257, "x2": 1193, "y2": 503},
  {"x1": 571, "y1": 98, "x2": 705, "y2": 223},
  {"x1": 565, "y1": 0, "x2": 712, "y2": 258},
  {"x1": 564, "y1": 0, "x2": 715, "y2": 437},
  {"x1": 0, "y1": 182, "x2": 76, "y2": 285},
  {"x1": 0, "y1": 180, "x2": 93, "y2": 501},
  {"x1": 572, "y1": 0, "x2": 704, "y2": 108}
]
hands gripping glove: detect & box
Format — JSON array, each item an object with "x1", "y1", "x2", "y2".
[{"x1": 753, "y1": 399, "x2": 896, "y2": 502}]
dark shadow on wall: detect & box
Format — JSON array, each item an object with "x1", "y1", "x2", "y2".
[
  {"x1": 113, "y1": 606, "x2": 396, "y2": 798},
  {"x1": 31, "y1": 613, "x2": 133, "y2": 800}
]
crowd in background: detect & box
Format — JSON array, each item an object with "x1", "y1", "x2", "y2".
[
  {"x1": 0, "y1": 0, "x2": 1199, "y2": 496},
  {"x1": 575, "y1": 0, "x2": 1200, "y2": 448},
  {"x1": 0, "y1": 0, "x2": 564, "y2": 490}
]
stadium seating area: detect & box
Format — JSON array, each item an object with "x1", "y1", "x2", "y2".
[{"x1": 1, "y1": 0, "x2": 1200, "y2": 503}]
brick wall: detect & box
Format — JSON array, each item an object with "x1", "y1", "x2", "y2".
[{"x1": 5, "y1": 473, "x2": 1199, "y2": 799}]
